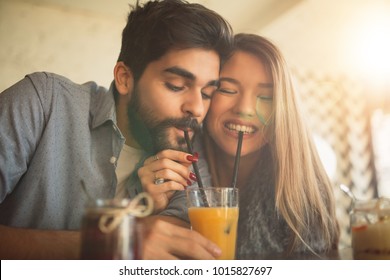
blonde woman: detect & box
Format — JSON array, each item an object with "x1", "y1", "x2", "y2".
[{"x1": 201, "y1": 33, "x2": 339, "y2": 258}]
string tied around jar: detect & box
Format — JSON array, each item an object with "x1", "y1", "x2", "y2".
[{"x1": 98, "y1": 192, "x2": 154, "y2": 234}]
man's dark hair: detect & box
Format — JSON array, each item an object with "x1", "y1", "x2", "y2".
[{"x1": 118, "y1": 0, "x2": 233, "y2": 82}]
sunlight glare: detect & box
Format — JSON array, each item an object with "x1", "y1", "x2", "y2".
[{"x1": 345, "y1": 4, "x2": 390, "y2": 88}]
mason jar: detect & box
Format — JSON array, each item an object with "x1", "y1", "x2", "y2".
[
  {"x1": 350, "y1": 197, "x2": 390, "y2": 260},
  {"x1": 80, "y1": 198, "x2": 139, "y2": 260}
]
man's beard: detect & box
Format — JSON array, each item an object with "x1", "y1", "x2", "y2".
[{"x1": 127, "y1": 86, "x2": 201, "y2": 154}]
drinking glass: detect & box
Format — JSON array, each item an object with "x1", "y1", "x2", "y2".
[{"x1": 186, "y1": 186, "x2": 239, "y2": 260}]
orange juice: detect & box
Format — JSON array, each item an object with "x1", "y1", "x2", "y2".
[{"x1": 188, "y1": 207, "x2": 239, "y2": 260}]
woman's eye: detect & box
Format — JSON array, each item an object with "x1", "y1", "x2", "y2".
[
  {"x1": 258, "y1": 95, "x2": 273, "y2": 102},
  {"x1": 165, "y1": 83, "x2": 184, "y2": 92},
  {"x1": 217, "y1": 88, "x2": 237, "y2": 94}
]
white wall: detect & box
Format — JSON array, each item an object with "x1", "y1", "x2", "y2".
[
  {"x1": 260, "y1": 0, "x2": 390, "y2": 88},
  {"x1": 0, "y1": 0, "x2": 126, "y2": 91}
]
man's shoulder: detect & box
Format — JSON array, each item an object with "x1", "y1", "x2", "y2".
[
  {"x1": 26, "y1": 72, "x2": 102, "y2": 94},
  {"x1": 27, "y1": 71, "x2": 73, "y2": 83}
]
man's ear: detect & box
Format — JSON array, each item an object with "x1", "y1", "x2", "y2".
[{"x1": 114, "y1": 61, "x2": 134, "y2": 96}]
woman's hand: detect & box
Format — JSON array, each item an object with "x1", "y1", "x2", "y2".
[{"x1": 138, "y1": 149, "x2": 198, "y2": 213}]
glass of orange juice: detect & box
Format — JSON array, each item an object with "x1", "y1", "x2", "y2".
[{"x1": 186, "y1": 186, "x2": 239, "y2": 260}]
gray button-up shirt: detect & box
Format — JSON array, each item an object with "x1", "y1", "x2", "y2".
[{"x1": 0, "y1": 72, "x2": 125, "y2": 230}]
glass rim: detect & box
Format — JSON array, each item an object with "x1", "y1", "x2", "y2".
[{"x1": 353, "y1": 197, "x2": 390, "y2": 211}]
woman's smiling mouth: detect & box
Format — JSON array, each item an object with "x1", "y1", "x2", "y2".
[{"x1": 225, "y1": 123, "x2": 256, "y2": 134}]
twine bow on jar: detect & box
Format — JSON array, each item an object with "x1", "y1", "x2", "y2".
[{"x1": 98, "y1": 192, "x2": 154, "y2": 234}]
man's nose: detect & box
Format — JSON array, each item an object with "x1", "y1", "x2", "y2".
[{"x1": 182, "y1": 89, "x2": 205, "y2": 118}]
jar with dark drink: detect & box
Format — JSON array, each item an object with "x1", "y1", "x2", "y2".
[{"x1": 80, "y1": 198, "x2": 141, "y2": 260}]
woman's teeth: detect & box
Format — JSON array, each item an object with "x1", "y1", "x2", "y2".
[{"x1": 226, "y1": 123, "x2": 254, "y2": 134}]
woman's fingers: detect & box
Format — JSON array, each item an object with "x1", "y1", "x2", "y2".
[
  {"x1": 140, "y1": 151, "x2": 198, "y2": 188},
  {"x1": 155, "y1": 168, "x2": 194, "y2": 187},
  {"x1": 138, "y1": 150, "x2": 199, "y2": 212},
  {"x1": 144, "y1": 149, "x2": 198, "y2": 166},
  {"x1": 142, "y1": 180, "x2": 186, "y2": 213}
]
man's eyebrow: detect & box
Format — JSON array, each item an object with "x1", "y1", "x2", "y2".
[
  {"x1": 165, "y1": 66, "x2": 219, "y2": 87},
  {"x1": 164, "y1": 66, "x2": 195, "y2": 80}
]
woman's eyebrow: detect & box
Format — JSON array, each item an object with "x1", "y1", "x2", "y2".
[
  {"x1": 219, "y1": 77, "x2": 239, "y2": 84},
  {"x1": 258, "y1": 83, "x2": 274, "y2": 88},
  {"x1": 220, "y1": 77, "x2": 274, "y2": 89}
]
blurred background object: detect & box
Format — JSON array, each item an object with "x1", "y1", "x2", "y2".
[{"x1": 1, "y1": 0, "x2": 389, "y2": 249}]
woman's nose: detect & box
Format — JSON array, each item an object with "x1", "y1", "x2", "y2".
[{"x1": 232, "y1": 93, "x2": 256, "y2": 118}]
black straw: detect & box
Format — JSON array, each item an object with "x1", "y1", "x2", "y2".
[
  {"x1": 184, "y1": 130, "x2": 209, "y2": 207},
  {"x1": 231, "y1": 131, "x2": 244, "y2": 188}
]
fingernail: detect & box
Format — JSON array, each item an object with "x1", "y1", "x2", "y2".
[
  {"x1": 189, "y1": 172, "x2": 197, "y2": 181},
  {"x1": 186, "y1": 179, "x2": 192, "y2": 186},
  {"x1": 193, "y1": 152, "x2": 199, "y2": 161},
  {"x1": 186, "y1": 154, "x2": 198, "y2": 162}
]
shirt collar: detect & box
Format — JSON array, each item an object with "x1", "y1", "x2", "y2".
[{"x1": 90, "y1": 81, "x2": 117, "y2": 129}]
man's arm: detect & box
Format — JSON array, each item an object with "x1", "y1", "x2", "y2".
[
  {"x1": 0, "y1": 74, "x2": 46, "y2": 201},
  {"x1": 0, "y1": 225, "x2": 80, "y2": 260}
]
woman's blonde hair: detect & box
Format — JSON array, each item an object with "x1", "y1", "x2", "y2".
[{"x1": 206, "y1": 33, "x2": 339, "y2": 252}]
